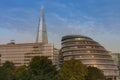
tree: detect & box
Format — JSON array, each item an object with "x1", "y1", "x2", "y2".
[
  {"x1": 86, "y1": 66, "x2": 105, "y2": 80},
  {"x1": 59, "y1": 58, "x2": 88, "y2": 80},
  {"x1": 14, "y1": 65, "x2": 27, "y2": 80},
  {"x1": 21, "y1": 56, "x2": 58, "y2": 80},
  {"x1": 0, "y1": 61, "x2": 15, "y2": 80},
  {"x1": 3, "y1": 61, "x2": 15, "y2": 71},
  {"x1": 0, "y1": 66, "x2": 9, "y2": 80}
]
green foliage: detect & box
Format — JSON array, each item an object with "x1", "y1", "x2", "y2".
[
  {"x1": 86, "y1": 66, "x2": 105, "y2": 80},
  {"x1": 0, "y1": 61, "x2": 15, "y2": 80},
  {"x1": 14, "y1": 65, "x2": 27, "y2": 80},
  {"x1": 0, "y1": 56, "x2": 59, "y2": 80},
  {"x1": 59, "y1": 58, "x2": 88, "y2": 80},
  {"x1": 28, "y1": 56, "x2": 58, "y2": 80},
  {"x1": 0, "y1": 57, "x2": 106, "y2": 80},
  {"x1": 0, "y1": 67, "x2": 9, "y2": 80}
]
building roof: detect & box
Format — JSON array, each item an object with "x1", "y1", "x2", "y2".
[
  {"x1": 62, "y1": 35, "x2": 93, "y2": 41},
  {"x1": 0, "y1": 42, "x2": 52, "y2": 47}
]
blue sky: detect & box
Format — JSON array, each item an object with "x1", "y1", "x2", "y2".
[{"x1": 0, "y1": 0, "x2": 120, "y2": 52}]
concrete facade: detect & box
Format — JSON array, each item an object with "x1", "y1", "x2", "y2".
[{"x1": 0, "y1": 42, "x2": 54, "y2": 66}]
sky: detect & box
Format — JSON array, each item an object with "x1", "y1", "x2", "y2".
[{"x1": 0, "y1": 0, "x2": 120, "y2": 52}]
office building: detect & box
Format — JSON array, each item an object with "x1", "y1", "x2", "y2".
[
  {"x1": 110, "y1": 53, "x2": 120, "y2": 79},
  {"x1": 0, "y1": 42, "x2": 54, "y2": 66},
  {"x1": 0, "y1": 6, "x2": 57, "y2": 66},
  {"x1": 60, "y1": 35, "x2": 118, "y2": 80}
]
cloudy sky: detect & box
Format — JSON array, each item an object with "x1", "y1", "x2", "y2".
[{"x1": 0, "y1": 0, "x2": 120, "y2": 52}]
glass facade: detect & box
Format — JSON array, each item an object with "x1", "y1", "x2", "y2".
[
  {"x1": 0, "y1": 42, "x2": 55, "y2": 66},
  {"x1": 60, "y1": 35, "x2": 119, "y2": 80},
  {"x1": 110, "y1": 53, "x2": 120, "y2": 79}
]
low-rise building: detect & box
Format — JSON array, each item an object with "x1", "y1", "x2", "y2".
[
  {"x1": 0, "y1": 42, "x2": 55, "y2": 66},
  {"x1": 110, "y1": 53, "x2": 120, "y2": 79}
]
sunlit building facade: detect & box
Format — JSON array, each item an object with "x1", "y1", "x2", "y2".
[
  {"x1": 0, "y1": 42, "x2": 54, "y2": 66},
  {"x1": 0, "y1": 6, "x2": 58, "y2": 66},
  {"x1": 110, "y1": 53, "x2": 120, "y2": 79},
  {"x1": 54, "y1": 48, "x2": 60, "y2": 69},
  {"x1": 60, "y1": 35, "x2": 118, "y2": 80}
]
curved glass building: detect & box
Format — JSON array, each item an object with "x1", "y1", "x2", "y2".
[{"x1": 60, "y1": 35, "x2": 118, "y2": 80}]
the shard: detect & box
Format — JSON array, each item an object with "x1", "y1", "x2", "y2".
[{"x1": 36, "y1": 6, "x2": 48, "y2": 43}]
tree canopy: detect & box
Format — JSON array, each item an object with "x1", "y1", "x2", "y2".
[
  {"x1": 86, "y1": 66, "x2": 105, "y2": 80},
  {"x1": 59, "y1": 58, "x2": 88, "y2": 80},
  {"x1": 0, "y1": 57, "x2": 106, "y2": 80},
  {"x1": 27, "y1": 56, "x2": 58, "y2": 80},
  {"x1": 0, "y1": 56, "x2": 58, "y2": 80},
  {"x1": 0, "y1": 61, "x2": 15, "y2": 80}
]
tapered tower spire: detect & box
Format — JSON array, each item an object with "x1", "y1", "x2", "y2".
[{"x1": 36, "y1": 6, "x2": 48, "y2": 43}]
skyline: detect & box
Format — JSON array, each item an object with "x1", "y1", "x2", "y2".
[{"x1": 0, "y1": 0, "x2": 120, "y2": 52}]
